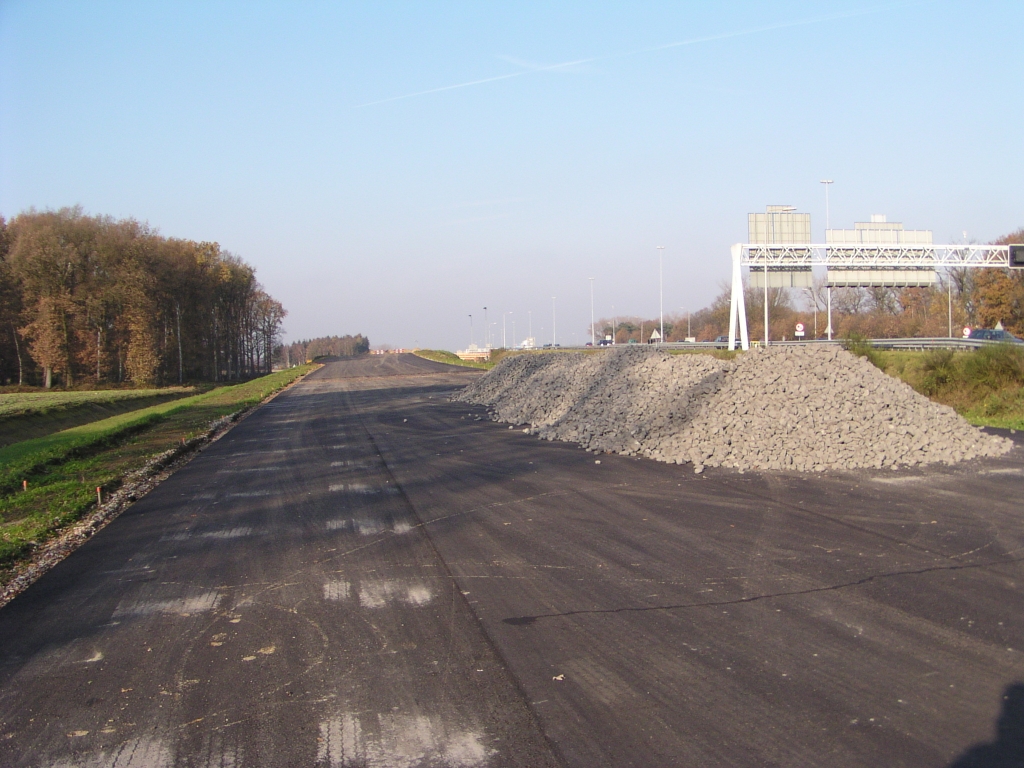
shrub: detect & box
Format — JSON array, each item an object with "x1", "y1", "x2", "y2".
[
  {"x1": 920, "y1": 349, "x2": 958, "y2": 395},
  {"x1": 842, "y1": 334, "x2": 884, "y2": 369},
  {"x1": 962, "y1": 344, "x2": 1024, "y2": 389}
]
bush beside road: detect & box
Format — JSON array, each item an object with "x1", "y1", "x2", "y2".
[{"x1": 852, "y1": 344, "x2": 1024, "y2": 429}]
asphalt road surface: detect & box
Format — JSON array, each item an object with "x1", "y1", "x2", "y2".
[{"x1": 1, "y1": 353, "x2": 1022, "y2": 767}]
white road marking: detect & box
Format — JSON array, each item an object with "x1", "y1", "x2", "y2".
[
  {"x1": 113, "y1": 591, "x2": 222, "y2": 618},
  {"x1": 358, "y1": 580, "x2": 434, "y2": 609},
  {"x1": 317, "y1": 712, "x2": 492, "y2": 768},
  {"x1": 49, "y1": 736, "x2": 173, "y2": 767},
  {"x1": 323, "y1": 581, "x2": 351, "y2": 601}
]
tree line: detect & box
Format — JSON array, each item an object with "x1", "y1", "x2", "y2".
[
  {"x1": 594, "y1": 227, "x2": 1024, "y2": 343},
  {"x1": 0, "y1": 207, "x2": 286, "y2": 388},
  {"x1": 278, "y1": 335, "x2": 370, "y2": 365}
]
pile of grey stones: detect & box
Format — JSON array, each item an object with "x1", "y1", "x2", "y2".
[{"x1": 453, "y1": 345, "x2": 1013, "y2": 473}]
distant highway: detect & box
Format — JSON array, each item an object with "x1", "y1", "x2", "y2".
[{"x1": 0, "y1": 353, "x2": 1021, "y2": 767}]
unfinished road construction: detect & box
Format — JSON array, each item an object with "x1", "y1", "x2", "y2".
[
  {"x1": 455, "y1": 345, "x2": 1012, "y2": 473},
  {"x1": 0, "y1": 353, "x2": 1021, "y2": 768}
]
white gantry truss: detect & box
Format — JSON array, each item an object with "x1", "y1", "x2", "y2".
[{"x1": 728, "y1": 243, "x2": 1013, "y2": 350}]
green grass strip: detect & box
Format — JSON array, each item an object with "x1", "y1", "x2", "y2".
[
  {"x1": 0, "y1": 366, "x2": 313, "y2": 497},
  {"x1": 0, "y1": 387, "x2": 196, "y2": 419},
  {"x1": 413, "y1": 349, "x2": 493, "y2": 369},
  {"x1": 0, "y1": 365, "x2": 314, "y2": 576}
]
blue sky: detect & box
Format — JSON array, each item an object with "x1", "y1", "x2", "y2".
[{"x1": 2, "y1": 1, "x2": 1022, "y2": 349}]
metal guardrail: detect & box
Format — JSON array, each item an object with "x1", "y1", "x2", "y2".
[{"x1": 531, "y1": 337, "x2": 1016, "y2": 352}]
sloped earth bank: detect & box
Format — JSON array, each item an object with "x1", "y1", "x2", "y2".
[{"x1": 453, "y1": 346, "x2": 1012, "y2": 473}]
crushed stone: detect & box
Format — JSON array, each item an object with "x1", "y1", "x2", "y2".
[{"x1": 453, "y1": 346, "x2": 1013, "y2": 473}]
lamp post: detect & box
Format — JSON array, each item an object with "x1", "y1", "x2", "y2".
[
  {"x1": 611, "y1": 305, "x2": 616, "y2": 345},
  {"x1": 502, "y1": 312, "x2": 507, "y2": 349},
  {"x1": 820, "y1": 180, "x2": 833, "y2": 232},
  {"x1": 589, "y1": 277, "x2": 595, "y2": 346},
  {"x1": 657, "y1": 246, "x2": 665, "y2": 344},
  {"x1": 483, "y1": 307, "x2": 489, "y2": 349},
  {"x1": 821, "y1": 180, "x2": 834, "y2": 342},
  {"x1": 553, "y1": 297, "x2": 558, "y2": 346}
]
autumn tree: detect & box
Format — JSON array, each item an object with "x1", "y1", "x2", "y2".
[
  {"x1": 0, "y1": 207, "x2": 287, "y2": 387},
  {"x1": 972, "y1": 228, "x2": 1024, "y2": 335}
]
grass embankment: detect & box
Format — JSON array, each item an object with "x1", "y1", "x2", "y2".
[
  {"x1": 0, "y1": 388, "x2": 198, "y2": 448},
  {"x1": 847, "y1": 342, "x2": 1024, "y2": 429},
  {"x1": 0, "y1": 366, "x2": 314, "y2": 581},
  {"x1": 414, "y1": 349, "x2": 495, "y2": 370},
  {"x1": 417, "y1": 347, "x2": 593, "y2": 370},
  {"x1": 0, "y1": 387, "x2": 196, "y2": 418}
]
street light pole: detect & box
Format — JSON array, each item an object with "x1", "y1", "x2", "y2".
[
  {"x1": 820, "y1": 180, "x2": 833, "y2": 232},
  {"x1": 821, "y1": 180, "x2": 834, "y2": 342},
  {"x1": 502, "y1": 312, "x2": 507, "y2": 349},
  {"x1": 589, "y1": 278, "x2": 595, "y2": 346},
  {"x1": 763, "y1": 213, "x2": 769, "y2": 346},
  {"x1": 483, "y1": 307, "x2": 488, "y2": 349},
  {"x1": 657, "y1": 246, "x2": 665, "y2": 343},
  {"x1": 551, "y1": 297, "x2": 557, "y2": 346},
  {"x1": 948, "y1": 278, "x2": 953, "y2": 338}
]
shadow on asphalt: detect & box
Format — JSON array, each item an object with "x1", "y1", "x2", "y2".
[{"x1": 947, "y1": 682, "x2": 1024, "y2": 767}]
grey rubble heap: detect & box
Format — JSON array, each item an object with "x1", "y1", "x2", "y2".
[{"x1": 453, "y1": 345, "x2": 1012, "y2": 473}]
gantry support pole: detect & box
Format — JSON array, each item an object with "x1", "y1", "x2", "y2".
[{"x1": 728, "y1": 244, "x2": 750, "y2": 351}]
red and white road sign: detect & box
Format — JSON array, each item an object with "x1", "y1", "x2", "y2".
[{"x1": 963, "y1": 326, "x2": 971, "y2": 338}]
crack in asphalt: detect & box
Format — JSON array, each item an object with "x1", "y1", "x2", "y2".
[{"x1": 501, "y1": 557, "x2": 1024, "y2": 626}]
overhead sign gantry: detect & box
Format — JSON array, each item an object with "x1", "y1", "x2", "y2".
[{"x1": 727, "y1": 207, "x2": 1019, "y2": 351}]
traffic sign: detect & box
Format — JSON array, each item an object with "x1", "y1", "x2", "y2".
[
  {"x1": 963, "y1": 326, "x2": 971, "y2": 338},
  {"x1": 795, "y1": 323, "x2": 805, "y2": 333}
]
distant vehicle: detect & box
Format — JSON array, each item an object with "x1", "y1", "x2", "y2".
[
  {"x1": 714, "y1": 335, "x2": 732, "y2": 348},
  {"x1": 585, "y1": 342, "x2": 593, "y2": 347},
  {"x1": 627, "y1": 339, "x2": 637, "y2": 344},
  {"x1": 598, "y1": 339, "x2": 613, "y2": 347},
  {"x1": 968, "y1": 328, "x2": 1024, "y2": 344}
]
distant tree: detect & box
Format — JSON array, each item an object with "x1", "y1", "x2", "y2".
[
  {"x1": 0, "y1": 207, "x2": 286, "y2": 387},
  {"x1": 973, "y1": 228, "x2": 1024, "y2": 335},
  {"x1": 279, "y1": 334, "x2": 369, "y2": 364}
]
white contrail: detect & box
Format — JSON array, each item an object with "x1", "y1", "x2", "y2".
[
  {"x1": 355, "y1": 57, "x2": 591, "y2": 108},
  {"x1": 354, "y1": 3, "x2": 916, "y2": 109}
]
